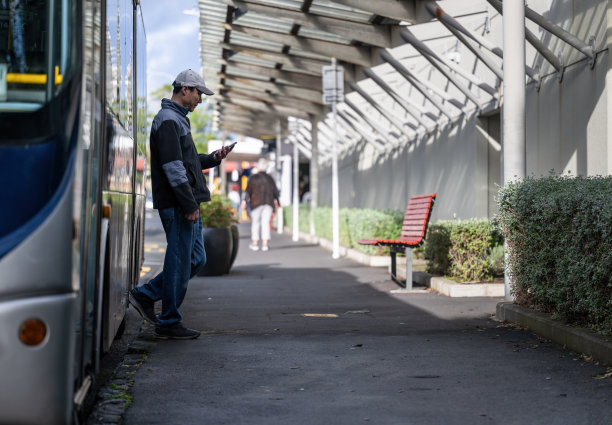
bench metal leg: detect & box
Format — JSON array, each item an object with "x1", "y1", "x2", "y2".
[
  {"x1": 390, "y1": 248, "x2": 413, "y2": 289},
  {"x1": 405, "y1": 247, "x2": 413, "y2": 291}
]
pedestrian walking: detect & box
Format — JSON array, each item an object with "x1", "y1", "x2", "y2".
[
  {"x1": 129, "y1": 69, "x2": 234, "y2": 339},
  {"x1": 243, "y1": 160, "x2": 279, "y2": 252}
]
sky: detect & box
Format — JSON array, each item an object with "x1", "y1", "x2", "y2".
[{"x1": 140, "y1": 0, "x2": 202, "y2": 106}]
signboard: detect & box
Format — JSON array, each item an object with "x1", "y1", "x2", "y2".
[{"x1": 322, "y1": 64, "x2": 344, "y2": 105}]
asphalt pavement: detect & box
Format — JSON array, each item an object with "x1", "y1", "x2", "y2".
[{"x1": 122, "y1": 215, "x2": 611, "y2": 425}]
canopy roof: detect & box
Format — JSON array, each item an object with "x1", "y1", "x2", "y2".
[{"x1": 198, "y1": 0, "x2": 596, "y2": 156}]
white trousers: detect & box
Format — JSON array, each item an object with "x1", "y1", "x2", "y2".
[{"x1": 250, "y1": 204, "x2": 273, "y2": 241}]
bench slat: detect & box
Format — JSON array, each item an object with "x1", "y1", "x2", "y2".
[{"x1": 358, "y1": 193, "x2": 436, "y2": 248}]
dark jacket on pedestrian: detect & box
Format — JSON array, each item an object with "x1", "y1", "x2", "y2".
[
  {"x1": 245, "y1": 172, "x2": 279, "y2": 210},
  {"x1": 150, "y1": 98, "x2": 220, "y2": 213}
]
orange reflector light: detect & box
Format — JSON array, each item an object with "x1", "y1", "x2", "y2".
[
  {"x1": 19, "y1": 319, "x2": 47, "y2": 346},
  {"x1": 103, "y1": 204, "x2": 111, "y2": 218}
]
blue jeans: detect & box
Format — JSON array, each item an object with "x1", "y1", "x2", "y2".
[{"x1": 135, "y1": 207, "x2": 206, "y2": 327}]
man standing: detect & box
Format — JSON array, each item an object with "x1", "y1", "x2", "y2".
[
  {"x1": 243, "y1": 160, "x2": 280, "y2": 252},
  {"x1": 129, "y1": 69, "x2": 233, "y2": 339}
]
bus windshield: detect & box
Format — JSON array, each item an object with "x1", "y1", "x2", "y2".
[{"x1": 0, "y1": 0, "x2": 75, "y2": 112}]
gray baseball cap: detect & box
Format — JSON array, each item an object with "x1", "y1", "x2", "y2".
[{"x1": 172, "y1": 69, "x2": 214, "y2": 95}]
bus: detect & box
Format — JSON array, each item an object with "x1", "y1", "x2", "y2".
[{"x1": 0, "y1": 0, "x2": 147, "y2": 423}]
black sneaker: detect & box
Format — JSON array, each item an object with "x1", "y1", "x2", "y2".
[
  {"x1": 128, "y1": 289, "x2": 157, "y2": 324},
  {"x1": 154, "y1": 323, "x2": 200, "y2": 340}
]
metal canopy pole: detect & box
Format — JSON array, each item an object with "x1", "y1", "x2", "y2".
[
  {"x1": 309, "y1": 116, "x2": 319, "y2": 236},
  {"x1": 502, "y1": 0, "x2": 526, "y2": 301},
  {"x1": 292, "y1": 136, "x2": 300, "y2": 242},
  {"x1": 322, "y1": 58, "x2": 343, "y2": 259},
  {"x1": 276, "y1": 119, "x2": 283, "y2": 234}
]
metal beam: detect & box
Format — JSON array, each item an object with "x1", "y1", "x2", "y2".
[
  {"x1": 220, "y1": 42, "x2": 331, "y2": 76},
  {"x1": 330, "y1": 0, "x2": 420, "y2": 23},
  {"x1": 486, "y1": 0, "x2": 563, "y2": 73},
  {"x1": 343, "y1": 98, "x2": 398, "y2": 147},
  {"x1": 222, "y1": 22, "x2": 373, "y2": 67},
  {"x1": 434, "y1": 16, "x2": 504, "y2": 80},
  {"x1": 398, "y1": 29, "x2": 483, "y2": 107},
  {"x1": 349, "y1": 83, "x2": 409, "y2": 137},
  {"x1": 362, "y1": 66, "x2": 441, "y2": 126},
  {"x1": 400, "y1": 28, "x2": 497, "y2": 97},
  {"x1": 221, "y1": 59, "x2": 322, "y2": 90},
  {"x1": 220, "y1": 95, "x2": 310, "y2": 119},
  {"x1": 221, "y1": 75, "x2": 324, "y2": 104},
  {"x1": 428, "y1": 2, "x2": 538, "y2": 82},
  {"x1": 221, "y1": 86, "x2": 325, "y2": 116},
  {"x1": 223, "y1": 0, "x2": 393, "y2": 48}
]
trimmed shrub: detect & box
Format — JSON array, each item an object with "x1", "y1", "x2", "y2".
[
  {"x1": 283, "y1": 205, "x2": 403, "y2": 255},
  {"x1": 449, "y1": 219, "x2": 503, "y2": 282},
  {"x1": 424, "y1": 220, "x2": 503, "y2": 281},
  {"x1": 424, "y1": 222, "x2": 452, "y2": 275},
  {"x1": 495, "y1": 174, "x2": 612, "y2": 334}
]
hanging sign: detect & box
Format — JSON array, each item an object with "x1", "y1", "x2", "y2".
[{"x1": 322, "y1": 64, "x2": 344, "y2": 105}]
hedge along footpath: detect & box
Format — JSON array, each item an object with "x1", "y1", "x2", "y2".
[
  {"x1": 495, "y1": 174, "x2": 612, "y2": 335},
  {"x1": 283, "y1": 205, "x2": 503, "y2": 282},
  {"x1": 424, "y1": 220, "x2": 504, "y2": 282},
  {"x1": 283, "y1": 205, "x2": 404, "y2": 256}
]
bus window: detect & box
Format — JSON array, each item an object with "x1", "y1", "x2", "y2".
[{"x1": 0, "y1": 0, "x2": 75, "y2": 111}]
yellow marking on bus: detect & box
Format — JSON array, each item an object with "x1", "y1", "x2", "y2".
[
  {"x1": 157, "y1": 249, "x2": 165, "y2": 253},
  {"x1": 141, "y1": 266, "x2": 151, "y2": 272},
  {"x1": 301, "y1": 313, "x2": 339, "y2": 318},
  {"x1": 6, "y1": 66, "x2": 63, "y2": 85}
]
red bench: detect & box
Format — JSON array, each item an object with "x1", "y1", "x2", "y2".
[{"x1": 358, "y1": 193, "x2": 436, "y2": 289}]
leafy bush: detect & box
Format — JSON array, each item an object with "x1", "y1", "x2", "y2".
[
  {"x1": 283, "y1": 205, "x2": 403, "y2": 255},
  {"x1": 424, "y1": 222, "x2": 452, "y2": 275},
  {"x1": 200, "y1": 194, "x2": 237, "y2": 228},
  {"x1": 424, "y1": 220, "x2": 503, "y2": 281},
  {"x1": 449, "y1": 219, "x2": 503, "y2": 281},
  {"x1": 495, "y1": 174, "x2": 612, "y2": 334}
]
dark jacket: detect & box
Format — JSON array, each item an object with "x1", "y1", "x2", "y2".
[
  {"x1": 150, "y1": 99, "x2": 220, "y2": 213},
  {"x1": 245, "y1": 172, "x2": 279, "y2": 210}
]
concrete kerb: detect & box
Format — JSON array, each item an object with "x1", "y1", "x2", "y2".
[{"x1": 496, "y1": 302, "x2": 612, "y2": 367}]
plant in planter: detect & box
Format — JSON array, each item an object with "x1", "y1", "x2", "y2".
[{"x1": 198, "y1": 194, "x2": 239, "y2": 276}]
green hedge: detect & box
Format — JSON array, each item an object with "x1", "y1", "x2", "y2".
[
  {"x1": 495, "y1": 175, "x2": 612, "y2": 334},
  {"x1": 424, "y1": 220, "x2": 503, "y2": 281},
  {"x1": 283, "y1": 205, "x2": 403, "y2": 255},
  {"x1": 283, "y1": 206, "x2": 502, "y2": 280}
]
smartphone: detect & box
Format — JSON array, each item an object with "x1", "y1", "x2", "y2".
[{"x1": 227, "y1": 141, "x2": 237, "y2": 150}]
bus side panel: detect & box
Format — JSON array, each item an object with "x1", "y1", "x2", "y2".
[
  {"x1": 101, "y1": 189, "x2": 133, "y2": 352},
  {"x1": 0, "y1": 173, "x2": 74, "y2": 299},
  {"x1": 0, "y1": 293, "x2": 76, "y2": 425}
]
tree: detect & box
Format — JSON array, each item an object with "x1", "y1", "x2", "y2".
[{"x1": 149, "y1": 84, "x2": 216, "y2": 153}]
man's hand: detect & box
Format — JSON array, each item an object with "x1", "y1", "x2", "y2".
[
  {"x1": 213, "y1": 144, "x2": 234, "y2": 161},
  {"x1": 185, "y1": 209, "x2": 199, "y2": 223}
]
